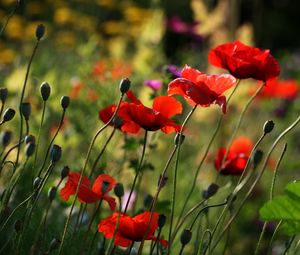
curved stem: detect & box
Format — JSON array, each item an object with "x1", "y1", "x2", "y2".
[
  {"x1": 34, "y1": 100, "x2": 46, "y2": 165},
  {"x1": 0, "y1": 0, "x2": 20, "y2": 36},
  {"x1": 58, "y1": 94, "x2": 124, "y2": 255}
]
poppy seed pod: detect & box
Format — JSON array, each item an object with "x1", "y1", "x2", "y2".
[
  {"x1": 48, "y1": 187, "x2": 57, "y2": 201},
  {"x1": 25, "y1": 134, "x2": 35, "y2": 144},
  {"x1": 158, "y1": 214, "x2": 166, "y2": 229},
  {"x1": 180, "y1": 229, "x2": 192, "y2": 245},
  {"x1": 113, "y1": 116, "x2": 123, "y2": 128},
  {"x1": 263, "y1": 120, "x2": 275, "y2": 134},
  {"x1": 174, "y1": 133, "x2": 185, "y2": 145},
  {"x1": 33, "y1": 177, "x2": 42, "y2": 190},
  {"x1": 3, "y1": 108, "x2": 15, "y2": 122},
  {"x1": 203, "y1": 183, "x2": 219, "y2": 199},
  {"x1": 35, "y1": 24, "x2": 45, "y2": 40},
  {"x1": 21, "y1": 102, "x2": 31, "y2": 120},
  {"x1": 0, "y1": 87, "x2": 8, "y2": 102},
  {"x1": 50, "y1": 144, "x2": 62, "y2": 162},
  {"x1": 60, "y1": 166, "x2": 70, "y2": 179},
  {"x1": 1, "y1": 131, "x2": 12, "y2": 147},
  {"x1": 40, "y1": 82, "x2": 51, "y2": 101},
  {"x1": 114, "y1": 183, "x2": 124, "y2": 198},
  {"x1": 252, "y1": 149, "x2": 264, "y2": 167},
  {"x1": 49, "y1": 238, "x2": 61, "y2": 252},
  {"x1": 60, "y1": 96, "x2": 70, "y2": 109},
  {"x1": 119, "y1": 78, "x2": 131, "y2": 94},
  {"x1": 25, "y1": 142, "x2": 35, "y2": 157}
]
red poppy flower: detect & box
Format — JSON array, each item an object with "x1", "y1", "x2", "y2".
[
  {"x1": 60, "y1": 172, "x2": 117, "y2": 211},
  {"x1": 254, "y1": 79, "x2": 299, "y2": 100},
  {"x1": 208, "y1": 40, "x2": 280, "y2": 82},
  {"x1": 214, "y1": 137, "x2": 253, "y2": 175},
  {"x1": 99, "y1": 91, "x2": 182, "y2": 134},
  {"x1": 168, "y1": 65, "x2": 236, "y2": 113},
  {"x1": 98, "y1": 211, "x2": 168, "y2": 247}
]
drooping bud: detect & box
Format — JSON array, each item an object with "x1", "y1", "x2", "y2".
[
  {"x1": 119, "y1": 78, "x2": 131, "y2": 94},
  {"x1": 48, "y1": 187, "x2": 57, "y2": 201},
  {"x1": 180, "y1": 229, "x2": 192, "y2": 245},
  {"x1": 114, "y1": 183, "x2": 124, "y2": 198},
  {"x1": 143, "y1": 194, "x2": 153, "y2": 208},
  {"x1": 252, "y1": 149, "x2": 264, "y2": 168},
  {"x1": 263, "y1": 120, "x2": 275, "y2": 134},
  {"x1": 202, "y1": 183, "x2": 219, "y2": 199},
  {"x1": 33, "y1": 177, "x2": 42, "y2": 190},
  {"x1": 3, "y1": 108, "x2": 15, "y2": 122},
  {"x1": 60, "y1": 96, "x2": 70, "y2": 109},
  {"x1": 25, "y1": 142, "x2": 35, "y2": 157},
  {"x1": 60, "y1": 166, "x2": 70, "y2": 179},
  {"x1": 35, "y1": 24, "x2": 45, "y2": 40},
  {"x1": 21, "y1": 102, "x2": 31, "y2": 120},
  {"x1": 40, "y1": 82, "x2": 51, "y2": 101},
  {"x1": 49, "y1": 238, "x2": 61, "y2": 252},
  {"x1": 0, "y1": 88, "x2": 8, "y2": 102},
  {"x1": 50, "y1": 144, "x2": 62, "y2": 162},
  {"x1": 158, "y1": 214, "x2": 166, "y2": 229},
  {"x1": 1, "y1": 131, "x2": 12, "y2": 147},
  {"x1": 174, "y1": 133, "x2": 185, "y2": 145},
  {"x1": 25, "y1": 134, "x2": 35, "y2": 144}
]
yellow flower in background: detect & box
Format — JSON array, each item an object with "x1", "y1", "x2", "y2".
[
  {"x1": 55, "y1": 31, "x2": 76, "y2": 47},
  {"x1": 0, "y1": 48, "x2": 16, "y2": 65},
  {"x1": 77, "y1": 16, "x2": 96, "y2": 33},
  {"x1": 54, "y1": 8, "x2": 76, "y2": 25},
  {"x1": 96, "y1": 0, "x2": 116, "y2": 8},
  {"x1": 102, "y1": 21, "x2": 126, "y2": 35},
  {"x1": 4, "y1": 16, "x2": 24, "y2": 40},
  {"x1": 123, "y1": 6, "x2": 152, "y2": 24},
  {"x1": 1, "y1": 0, "x2": 15, "y2": 6},
  {"x1": 26, "y1": 2, "x2": 45, "y2": 16}
]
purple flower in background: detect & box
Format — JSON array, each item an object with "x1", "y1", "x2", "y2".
[
  {"x1": 166, "y1": 65, "x2": 182, "y2": 79},
  {"x1": 144, "y1": 80, "x2": 163, "y2": 90},
  {"x1": 121, "y1": 191, "x2": 136, "y2": 211}
]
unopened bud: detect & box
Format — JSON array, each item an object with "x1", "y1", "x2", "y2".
[
  {"x1": 158, "y1": 175, "x2": 168, "y2": 188},
  {"x1": 48, "y1": 187, "x2": 57, "y2": 201},
  {"x1": 25, "y1": 142, "x2": 35, "y2": 157},
  {"x1": 119, "y1": 78, "x2": 131, "y2": 94},
  {"x1": 174, "y1": 133, "x2": 185, "y2": 145},
  {"x1": 143, "y1": 194, "x2": 153, "y2": 208},
  {"x1": 36, "y1": 24, "x2": 45, "y2": 40},
  {"x1": 114, "y1": 183, "x2": 124, "y2": 198},
  {"x1": 3, "y1": 108, "x2": 15, "y2": 122},
  {"x1": 40, "y1": 82, "x2": 51, "y2": 101},
  {"x1": 60, "y1": 166, "x2": 70, "y2": 179},
  {"x1": 50, "y1": 144, "x2": 62, "y2": 162},
  {"x1": 33, "y1": 177, "x2": 42, "y2": 190},
  {"x1": 202, "y1": 183, "x2": 219, "y2": 199},
  {"x1": 21, "y1": 102, "x2": 31, "y2": 120},
  {"x1": 113, "y1": 116, "x2": 123, "y2": 128},
  {"x1": 49, "y1": 238, "x2": 61, "y2": 252},
  {"x1": 60, "y1": 96, "x2": 70, "y2": 109},
  {"x1": 263, "y1": 120, "x2": 275, "y2": 134},
  {"x1": 25, "y1": 134, "x2": 35, "y2": 144},
  {"x1": 180, "y1": 229, "x2": 192, "y2": 245},
  {"x1": 1, "y1": 131, "x2": 12, "y2": 147},
  {"x1": 0, "y1": 88, "x2": 8, "y2": 102},
  {"x1": 252, "y1": 149, "x2": 264, "y2": 167},
  {"x1": 158, "y1": 214, "x2": 166, "y2": 228}
]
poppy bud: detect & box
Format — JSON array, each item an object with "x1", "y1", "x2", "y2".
[
  {"x1": 180, "y1": 229, "x2": 192, "y2": 245},
  {"x1": 101, "y1": 181, "x2": 110, "y2": 194},
  {"x1": 174, "y1": 133, "x2": 185, "y2": 145},
  {"x1": 60, "y1": 166, "x2": 70, "y2": 179},
  {"x1": 21, "y1": 102, "x2": 31, "y2": 120},
  {"x1": 119, "y1": 78, "x2": 131, "y2": 94},
  {"x1": 202, "y1": 183, "x2": 219, "y2": 199},
  {"x1": 263, "y1": 120, "x2": 275, "y2": 134},
  {"x1": 35, "y1": 24, "x2": 45, "y2": 40},
  {"x1": 60, "y1": 96, "x2": 70, "y2": 109},
  {"x1": 113, "y1": 116, "x2": 123, "y2": 128},
  {"x1": 49, "y1": 238, "x2": 61, "y2": 252},
  {"x1": 33, "y1": 177, "x2": 42, "y2": 190},
  {"x1": 14, "y1": 219, "x2": 22, "y2": 233},
  {"x1": 252, "y1": 149, "x2": 264, "y2": 167},
  {"x1": 158, "y1": 214, "x2": 166, "y2": 228},
  {"x1": 3, "y1": 108, "x2": 15, "y2": 122},
  {"x1": 158, "y1": 175, "x2": 168, "y2": 188},
  {"x1": 25, "y1": 134, "x2": 35, "y2": 144},
  {"x1": 48, "y1": 187, "x2": 57, "y2": 201},
  {"x1": 114, "y1": 183, "x2": 124, "y2": 198},
  {"x1": 40, "y1": 82, "x2": 51, "y2": 101},
  {"x1": 143, "y1": 194, "x2": 153, "y2": 208},
  {"x1": 25, "y1": 142, "x2": 35, "y2": 157},
  {"x1": 0, "y1": 87, "x2": 8, "y2": 102},
  {"x1": 1, "y1": 131, "x2": 12, "y2": 147},
  {"x1": 50, "y1": 144, "x2": 62, "y2": 162}
]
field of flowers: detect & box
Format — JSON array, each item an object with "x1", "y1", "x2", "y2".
[{"x1": 0, "y1": 0, "x2": 300, "y2": 254}]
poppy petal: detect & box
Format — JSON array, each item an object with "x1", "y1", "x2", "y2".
[{"x1": 152, "y1": 96, "x2": 182, "y2": 118}]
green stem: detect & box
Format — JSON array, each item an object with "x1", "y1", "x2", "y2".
[
  {"x1": 34, "y1": 100, "x2": 46, "y2": 166},
  {"x1": 0, "y1": 0, "x2": 20, "y2": 37},
  {"x1": 267, "y1": 221, "x2": 282, "y2": 255}
]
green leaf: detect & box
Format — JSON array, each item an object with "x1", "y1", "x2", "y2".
[
  {"x1": 281, "y1": 221, "x2": 300, "y2": 235},
  {"x1": 285, "y1": 180, "x2": 300, "y2": 199}
]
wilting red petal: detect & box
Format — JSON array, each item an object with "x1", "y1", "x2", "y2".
[{"x1": 152, "y1": 96, "x2": 182, "y2": 118}]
